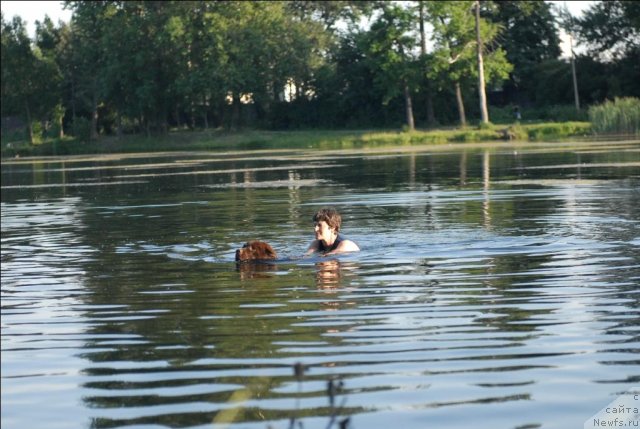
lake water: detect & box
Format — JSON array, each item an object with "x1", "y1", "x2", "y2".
[{"x1": 2, "y1": 140, "x2": 639, "y2": 429}]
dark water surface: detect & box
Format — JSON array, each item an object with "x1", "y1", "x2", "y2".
[{"x1": 2, "y1": 141, "x2": 639, "y2": 429}]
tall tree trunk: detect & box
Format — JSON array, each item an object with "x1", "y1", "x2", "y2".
[
  {"x1": 116, "y1": 113, "x2": 122, "y2": 139},
  {"x1": 220, "y1": 99, "x2": 229, "y2": 130},
  {"x1": 419, "y1": 1, "x2": 427, "y2": 54},
  {"x1": 404, "y1": 81, "x2": 415, "y2": 131},
  {"x1": 54, "y1": 104, "x2": 65, "y2": 139},
  {"x1": 174, "y1": 105, "x2": 182, "y2": 129},
  {"x1": 203, "y1": 95, "x2": 209, "y2": 129},
  {"x1": 24, "y1": 101, "x2": 34, "y2": 145},
  {"x1": 71, "y1": 77, "x2": 77, "y2": 124},
  {"x1": 425, "y1": 90, "x2": 436, "y2": 126},
  {"x1": 455, "y1": 81, "x2": 466, "y2": 127},
  {"x1": 231, "y1": 93, "x2": 241, "y2": 130},
  {"x1": 58, "y1": 116, "x2": 64, "y2": 139},
  {"x1": 419, "y1": 1, "x2": 437, "y2": 127},
  {"x1": 475, "y1": 0, "x2": 489, "y2": 124},
  {"x1": 161, "y1": 116, "x2": 168, "y2": 135},
  {"x1": 190, "y1": 99, "x2": 196, "y2": 129},
  {"x1": 159, "y1": 104, "x2": 168, "y2": 134},
  {"x1": 90, "y1": 88, "x2": 99, "y2": 141}
]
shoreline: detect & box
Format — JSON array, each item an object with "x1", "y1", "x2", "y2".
[
  {"x1": 3, "y1": 122, "x2": 636, "y2": 160},
  {"x1": 3, "y1": 138, "x2": 639, "y2": 166}
]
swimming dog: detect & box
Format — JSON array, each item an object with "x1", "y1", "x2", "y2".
[{"x1": 235, "y1": 241, "x2": 277, "y2": 262}]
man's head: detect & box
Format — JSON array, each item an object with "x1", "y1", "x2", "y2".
[{"x1": 313, "y1": 207, "x2": 342, "y2": 233}]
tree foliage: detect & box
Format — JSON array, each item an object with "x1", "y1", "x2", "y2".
[
  {"x1": 426, "y1": 1, "x2": 511, "y2": 125},
  {"x1": 576, "y1": 0, "x2": 640, "y2": 59},
  {"x1": 1, "y1": 14, "x2": 62, "y2": 143},
  {"x1": 1, "y1": 1, "x2": 637, "y2": 144},
  {"x1": 488, "y1": 1, "x2": 561, "y2": 104}
]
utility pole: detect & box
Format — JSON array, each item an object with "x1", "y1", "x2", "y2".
[
  {"x1": 569, "y1": 31, "x2": 580, "y2": 111},
  {"x1": 565, "y1": 1, "x2": 580, "y2": 111}
]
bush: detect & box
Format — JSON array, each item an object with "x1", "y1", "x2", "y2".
[
  {"x1": 589, "y1": 97, "x2": 640, "y2": 136},
  {"x1": 30, "y1": 121, "x2": 44, "y2": 144}
]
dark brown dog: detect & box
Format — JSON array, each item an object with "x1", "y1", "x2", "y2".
[{"x1": 235, "y1": 241, "x2": 277, "y2": 262}]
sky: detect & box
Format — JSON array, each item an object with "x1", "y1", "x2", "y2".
[
  {"x1": 547, "y1": 1, "x2": 594, "y2": 57},
  {"x1": 1, "y1": 1, "x2": 71, "y2": 35},
  {"x1": 1, "y1": 0, "x2": 593, "y2": 57}
]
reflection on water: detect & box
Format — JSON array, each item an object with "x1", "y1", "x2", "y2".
[
  {"x1": 2, "y1": 141, "x2": 639, "y2": 429},
  {"x1": 315, "y1": 260, "x2": 347, "y2": 288}
]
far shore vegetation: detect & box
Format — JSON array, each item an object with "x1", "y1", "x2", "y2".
[
  {"x1": 2, "y1": 2, "x2": 639, "y2": 159},
  {"x1": 5, "y1": 97, "x2": 640, "y2": 158},
  {"x1": 0, "y1": 119, "x2": 601, "y2": 158}
]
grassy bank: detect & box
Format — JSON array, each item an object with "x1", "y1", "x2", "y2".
[{"x1": 1, "y1": 121, "x2": 593, "y2": 158}]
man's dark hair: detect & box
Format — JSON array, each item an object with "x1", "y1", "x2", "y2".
[{"x1": 313, "y1": 207, "x2": 342, "y2": 233}]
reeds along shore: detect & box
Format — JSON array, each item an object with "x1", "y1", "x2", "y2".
[{"x1": 589, "y1": 97, "x2": 640, "y2": 136}]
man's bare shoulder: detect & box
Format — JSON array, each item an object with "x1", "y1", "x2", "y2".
[{"x1": 332, "y1": 239, "x2": 360, "y2": 254}]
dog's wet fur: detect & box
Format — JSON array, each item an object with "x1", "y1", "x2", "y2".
[{"x1": 235, "y1": 241, "x2": 277, "y2": 262}]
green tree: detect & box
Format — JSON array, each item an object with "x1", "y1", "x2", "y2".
[
  {"x1": 556, "y1": 0, "x2": 640, "y2": 103},
  {"x1": 218, "y1": 1, "x2": 328, "y2": 129},
  {"x1": 365, "y1": 3, "x2": 419, "y2": 130},
  {"x1": 221, "y1": 2, "x2": 282, "y2": 129},
  {"x1": 576, "y1": 0, "x2": 639, "y2": 60},
  {"x1": 97, "y1": 2, "x2": 141, "y2": 136},
  {"x1": 427, "y1": 0, "x2": 511, "y2": 126},
  {"x1": 1, "y1": 14, "x2": 62, "y2": 144},
  {"x1": 82, "y1": 1, "x2": 187, "y2": 136},
  {"x1": 35, "y1": 16, "x2": 66, "y2": 138},
  {"x1": 577, "y1": 0, "x2": 639, "y2": 99},
  {"x1": 489, "y1": 1, "x2": 561, "y2": 105},
  {"x1": 286, "y1": 1, "x2": 378, "y2": 31},
  {"x1": 325, "y1": 30, "x2": 387, "y2": 128},
  {"x1": 169, "y1": 2, "x2": 227, "y2": 129},
  {"x1": 65, "y1": 1, "x2": 115, "y2": 140}
]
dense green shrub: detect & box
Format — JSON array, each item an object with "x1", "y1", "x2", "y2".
[{"x1": 589, "y1": 97, "x2": 640, "y2": 135}]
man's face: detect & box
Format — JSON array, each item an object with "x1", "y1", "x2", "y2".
[{"x1": 314, "y1": 220, "x2": 335, "y2": 243}]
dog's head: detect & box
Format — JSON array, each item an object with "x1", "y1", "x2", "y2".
[{"x1": 235, "y1": 241, "x2": 277, "y2": 262}]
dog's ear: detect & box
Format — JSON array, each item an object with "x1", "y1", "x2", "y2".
[
  {"x1": 265, "y1": 246, "x2": 277, "y2": 258},
  {"x1": 255, "y1": 242, "x2": 276, "y2": 258}
]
